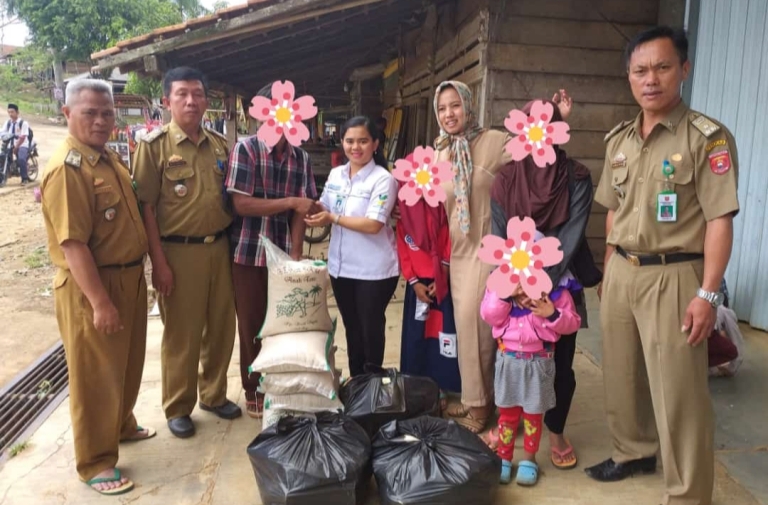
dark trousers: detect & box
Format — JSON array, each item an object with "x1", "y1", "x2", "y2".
[
  {"x1": 232, "y1": 263, "x2": 267, "y2": 401},
  {"x1": 330, "y1": 276, "x2": 399, "y2": 377},
  {"x1": 544, "y1": 331, "x2": 577, "y2": 435}
]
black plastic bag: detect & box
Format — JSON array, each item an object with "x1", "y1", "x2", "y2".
[
  {"x1": 372, "y1": 416, "x2": 501, "y2": 505},
  {"x1": 246, "y1": 412, "x2": 371, "y2": 505},
  {"x1": 339, "y1": 365, "x2": 440, "y2": 438}
]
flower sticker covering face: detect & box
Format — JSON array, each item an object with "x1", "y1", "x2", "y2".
[
  {"x1": 392, "y1": 146, "x2": 453, "y2": 207},
  {"x1": 478, "y1": 217, "x2": 564, "y2": 299},
  {"x1": 504, "y1": 101, "x2": 570, "y2": 167},
  {"x1": 249, "y1": 80, "x2": 318, "y2": 148}
]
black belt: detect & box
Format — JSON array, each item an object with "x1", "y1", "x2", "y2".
[
  {"x1": 161, "y1": 230, "x2": 226, "y2": 245},
  {"x1": 616, "y1": 246, "x2": 703, "y2": 267},
  {"x1": 100, "y1": 257, "x2": 144, "y2": 269}
]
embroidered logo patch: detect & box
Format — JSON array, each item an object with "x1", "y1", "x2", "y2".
[
  {"x1": 611, "y1": 152, "x2": 627, "y2": 169},
  {"x1": 708, "y1": 151, "x2": 731, "y2": 175},
  {"x1": 706, "y1": 139, "x2": 727, "y2": 152},
  {"x1": 404, "y1": 234, "x2": 420, "y2": 251},
  {"x1": 168, "y1": 154, "x2": 186, "y2": 167}
]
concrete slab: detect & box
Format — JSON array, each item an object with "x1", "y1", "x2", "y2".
[
  {"x1": 576, "y1": 290, "x2": 768, "y2": 505},
  {"x1": 0, "y1": 258, "x2": 762, "y2": 504}
]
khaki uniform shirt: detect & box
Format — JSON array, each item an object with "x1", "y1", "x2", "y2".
[
  {"x1": 133, "y1": 122, "x2": 231, "y2": 237},
  {"x1": 41, "y1": 135, "x2": 148, "y2": 270},
  {"x1": 595, "y1": 101, "x2": 739, "y2": 255}
]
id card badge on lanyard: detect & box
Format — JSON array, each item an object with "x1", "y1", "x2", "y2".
[{"x1": 657, "y1": 159, "x2": 677, "y2": 223}]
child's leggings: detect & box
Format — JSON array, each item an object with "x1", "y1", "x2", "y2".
[{"x1": 497, "y1": 406, "x2": 543, "y2": 461}]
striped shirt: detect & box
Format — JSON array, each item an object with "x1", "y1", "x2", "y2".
[{"x1": 225, "y1": 136, "x2": 317, "y2": 266}]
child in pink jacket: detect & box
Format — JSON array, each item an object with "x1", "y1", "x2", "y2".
[{"x1": 480, "y1": 278, "x2": 581, "y2": 486}]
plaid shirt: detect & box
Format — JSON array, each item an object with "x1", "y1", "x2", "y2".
[{"x1": 225, "y1": 136, "x2": 317, "y2": 266}]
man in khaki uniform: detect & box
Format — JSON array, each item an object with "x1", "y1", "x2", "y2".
[
  {"x1": 41, "y1": 79, "x2": 153, "y2": 496},
  {"x1": 133, "y1": 67, "x2": 241, "y2": 438},
  {"x1": 586, "y1": 27, "x2": 738, "y2": 505}
]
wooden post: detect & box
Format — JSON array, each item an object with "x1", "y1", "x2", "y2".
[{"x1": 225, "y1": 94, "x2": 238, "y2": 148}]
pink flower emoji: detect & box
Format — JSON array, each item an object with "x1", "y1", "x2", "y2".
[
  {"x1": 504, "y1": 101, "x2": 570, "y2": 168},
  {"x1": 478, "y1": 216, "x2": 564, "y2": 299},
  {"x1": 249, "y1": 80, "x2": 318, "y2": 148},
  {"x1": 392, "y1": 146, "x2": 453, "y2": 207}
]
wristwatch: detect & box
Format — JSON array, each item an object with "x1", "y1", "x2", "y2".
[{"x1": 697, "y1": 288, "x2": 724, "y2": 308}]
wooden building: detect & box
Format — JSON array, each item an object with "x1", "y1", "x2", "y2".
[{"x1": 91, "y1": 0, "x2": 685, "y2": 266}]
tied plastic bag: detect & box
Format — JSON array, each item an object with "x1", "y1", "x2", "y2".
[
  {"x1": 709, "y1": 305, "x2": 745, "y2": 377},
  {"x1": 339, "y1": 365, "x2": 439, "y2": 438},
  {"x1": 373, "y1": 416, "x2": 501, "y2": 505},
  {"x1": 260, "y1": 235, "x2": 334, "y2": 337},
  {"x1": 247, "y1": 412, "x2": 372, "y2": 505}
]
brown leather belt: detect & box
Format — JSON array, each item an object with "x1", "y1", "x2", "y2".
[
  {"x1": 100, "y1": 257, "x2": 144, "y2": 269},
  {"x1": 616, "y1": 246, "x2": 703, "y2": 267},
  {"x1": 161, "y1": 230, "x2": 226, "y2": 245}
]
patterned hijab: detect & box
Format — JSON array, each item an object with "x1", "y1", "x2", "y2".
[{"x1": 433, "y1": 81, "x2": 485, "y2": 235}]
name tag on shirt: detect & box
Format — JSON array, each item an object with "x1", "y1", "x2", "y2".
[{"x1": 657, "y1": 192, "x2": 677, "y2": 222}]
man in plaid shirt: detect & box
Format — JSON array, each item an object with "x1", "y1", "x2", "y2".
[{"x1": 224, "y1": 85, "x2": 318, "y2": 418}]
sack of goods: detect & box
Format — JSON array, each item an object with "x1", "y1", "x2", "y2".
[
  {"x1": 259, "y1": 235, "x2": 334, "y2": 337},
  {"x1": 250, "y1": 236, "x2": 343, "y2": 427},
  {"x1": 338, "y1": 365, "x2": 440, "y2": 439},
  {"x1": 247, "y1": 412, "x2": 372, "y2": 505},
  {"x1": 372, "y1": 416, "x2": 501, "y2": 505}
]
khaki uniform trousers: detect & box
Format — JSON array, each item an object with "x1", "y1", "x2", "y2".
[
  {"x1": 159, "y1": 237, "x2": 236, "y2": 419},
  {"x1": 54, "y1": 265, "x2": 147, "y2": 482},
  {"x1": 601, "y1": 254, "x2": 714, "y2": 505}
]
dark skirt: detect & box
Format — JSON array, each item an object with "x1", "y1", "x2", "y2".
[{"x1": 399, "y1": 279, "x2": 462, "y2": 393}]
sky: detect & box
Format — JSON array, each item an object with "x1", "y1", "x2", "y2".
[{"x1": 0, "y1": 0, "x2": 241, "y2": 47}]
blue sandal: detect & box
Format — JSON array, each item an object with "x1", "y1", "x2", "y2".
[
  {"x1": 515, "y1": 460, "x2": 539, "y2": 486},
  {"x1": 500, "y1": 460, "x2": 513, "y2": 484}
]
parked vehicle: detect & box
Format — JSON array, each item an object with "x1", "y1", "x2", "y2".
[{"x1": 0, "y1": 133, "x2": 39, "y2": 187}]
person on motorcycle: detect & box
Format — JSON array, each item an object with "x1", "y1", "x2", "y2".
[{"x1": 2, "y1": 103, "x2": 30, "y2": 185}]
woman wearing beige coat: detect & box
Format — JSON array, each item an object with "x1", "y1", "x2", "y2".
[{"x1": 434, "y1": 80, "x2": 512, "y2": 433}]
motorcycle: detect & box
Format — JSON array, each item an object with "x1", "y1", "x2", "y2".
[{"x1": 0, "y1": 133, "x2": 39, "y2": 187}]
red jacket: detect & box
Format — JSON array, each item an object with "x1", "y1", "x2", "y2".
[{"x1": 396, "y1": 210, "x2": 451, "y2": 285}]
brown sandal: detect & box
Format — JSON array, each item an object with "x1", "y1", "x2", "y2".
[
  {"x1": 454, "y1": 409, "x2": 489, "y2": 434},
  {"x1": 445, "y1": 402, "x2": 470, "y2": 418}
]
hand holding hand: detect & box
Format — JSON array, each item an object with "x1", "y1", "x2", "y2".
[{"x1": 305, "y1": 211, "x2": 334, "y2": 227}]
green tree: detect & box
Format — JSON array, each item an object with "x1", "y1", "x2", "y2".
[
  {"x1": 212, "y1": 0, "x2": 229, "y2": 11},
  {"x1": 172, "y1": 0, "x2": 208, "y2": 19},
  {"x1": 124, "y1": 73, "x2": 162, "y2": 101}
]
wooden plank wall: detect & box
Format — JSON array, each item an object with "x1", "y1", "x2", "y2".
[{"x1": 484, "y1": 0, "x2": 658, "y2": 263}]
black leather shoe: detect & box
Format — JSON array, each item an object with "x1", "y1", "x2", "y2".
[
  {"x1": 584, "y1": 457, "x2": 657, "y2": 482},
  {"x1": 167, "y1": 416, "x2": 195, "y2": 439},
  {"x1": 199, "y1": 399, "x2": 242, "y2": 420}
]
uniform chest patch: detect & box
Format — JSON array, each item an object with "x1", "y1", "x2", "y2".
[
  {"x1": 611, "y1": 152, "x2": 627, "y2": 169},
  {"x1": 168, "y1": 154, "x2": 186, "y2": 167},
  {"x1": 708, "y1": 151, "x2": 731, "y2": 175}
]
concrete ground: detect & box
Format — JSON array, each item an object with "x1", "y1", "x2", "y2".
[{"x1": 0, "y1": 254, "x2": 765, "y2": 504}]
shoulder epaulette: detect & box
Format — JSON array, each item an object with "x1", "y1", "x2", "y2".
[
  {"x1": 141, "y1": 126, "x2": 167, "y2": 143},
  {"x1": 205, "y1": 127, "x2": 227, "y2": 141},
  {"x1": 689, "y1": 113, "x2": 721, "y2": 138},
  {"x1": 64, "y1": 149, "x2": 82, "y2": 169},
  {"x1": 604, "y1": 120, "x2": 633, "y2": 143}
]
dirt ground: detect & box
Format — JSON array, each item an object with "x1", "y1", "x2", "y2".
[{"x1": 0, "y1": 109, "x2": 69, "y2": 388}]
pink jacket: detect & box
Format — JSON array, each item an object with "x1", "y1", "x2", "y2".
[{"x1": 480, "y1": 289, "x2": 582, "y2": 353}]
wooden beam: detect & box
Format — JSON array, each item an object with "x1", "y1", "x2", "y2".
[
  {"x1": 349, "y1": 63, "x2": 385, "y2": 81},
  {"x1": 143, "y1": 54, "x2": 167, "y2": 75},
  {"x1": 93, "y1": 0, "x2": 394, "y2": 70}
]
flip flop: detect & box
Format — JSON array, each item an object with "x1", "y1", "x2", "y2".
[
  {"x1": 551, "y1": 439, "x2": 578, "y2": 469},
  {"x1": 83, "y1": 468, "x2": 134, "y2": 496},
  {"x1": 515, "y1": 460, "x2": 539, "y2": 486},
  {"x1": 121, "y1": 425, "x2": 156, "y2": 443}
]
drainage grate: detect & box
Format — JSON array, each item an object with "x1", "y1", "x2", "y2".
[{"x1": 0, "y1": 342, "x2": 69, "y2": 460}]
